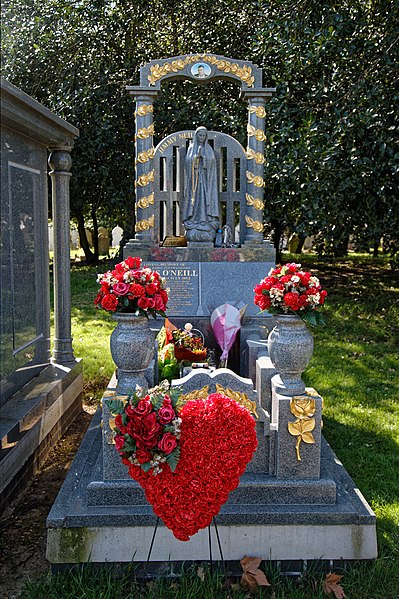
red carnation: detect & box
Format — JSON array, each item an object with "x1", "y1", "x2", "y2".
[
  {"x1": 129, "y1": 283, "x2": 145, "y2": 297},
  {"x1": 284, "y1": 292, "x2": 300, "y2": 311},
  {"x1": 101, "y1": 293, "x2": 119, "y2": 311},
  {"x1": 138, "y1": 296, "x2": 151, "y2": 310},
  {"x1": 125, "y1": 256, "x2": 142, "y2": 269}
]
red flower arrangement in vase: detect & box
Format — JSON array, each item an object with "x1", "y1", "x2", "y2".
[
  {"x1": 94, "y1": 256, "x2": 168, "y2": 318},
  {"x1": 254, "y1": 262, "x2": 327, "y2": 326}
]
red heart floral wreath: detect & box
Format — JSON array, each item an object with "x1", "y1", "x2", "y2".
[{"x1": 109, "y1": 385, "x2": 258, "y2": 541}]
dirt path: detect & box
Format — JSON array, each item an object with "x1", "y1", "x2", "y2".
[{"x1": 0, "y1": 399, "x2": 97, "y2": 598}]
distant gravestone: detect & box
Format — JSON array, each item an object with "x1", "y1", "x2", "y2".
[
  {"x1": 85, "y1": 228, "x2": 93, "y2": 247},
  {"x1": 70, "y1": 227, "x2": 79, "y2": 249},
  {"x1": 98, "y1": 227, "x2": 110, "y2": 254},
  {"x1": 112, "y1": 225, "x2": 123, "y2": 247}
]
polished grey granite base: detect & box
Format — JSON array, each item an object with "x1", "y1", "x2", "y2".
[{"x1": 46, "y1": 408, "x2": 377, "y2": 564}]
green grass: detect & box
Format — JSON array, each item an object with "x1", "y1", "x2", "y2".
[{"x1": 35, "y1": 255, "x2": 399, "y2": 598}]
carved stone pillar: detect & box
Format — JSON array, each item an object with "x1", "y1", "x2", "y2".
[
  {"x1": 130, "y1": 90, "x2": 158, "y2": 242},
  {"x1": 48, "y1": 150, "x2": 75, "y2": 364},
  {"x1": 243, "y1": 93, "x2": 267, "y2": 243}
]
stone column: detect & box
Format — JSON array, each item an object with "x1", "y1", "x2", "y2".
[
  {"x1": 49, "y1": 150, "x2": 75, "y2": 364},
  {"x1": 242, "y1": 93, "x2": 267, "y2": 244},
  {"x1": 130, "y1": 90, "x2": 158, "y2": 243}
]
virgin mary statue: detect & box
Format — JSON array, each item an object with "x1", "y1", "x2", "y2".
[{"x1": 182, "y1": 126, "x2": 220, "y2": 242}]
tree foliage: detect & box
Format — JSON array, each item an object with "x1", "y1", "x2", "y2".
[{"x1": 1, "y1": 0, "x2": 398, "y2": 261}]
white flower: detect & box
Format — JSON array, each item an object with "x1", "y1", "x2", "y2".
[
  {"x1": 184, "y1": 323, "x2": 193, "y2": 332},
  {"x1": 309, "y1": 276, "x2": 320, "y2": 287},
  {"x1": 291, "y1": 275, "x2": 300, "y2": 283}
]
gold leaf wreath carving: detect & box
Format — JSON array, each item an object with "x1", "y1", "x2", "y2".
[
  {"x1": 215, "y1": 384, "x2": 259, "y2": 418},
  {"x1": 248, "y1": 105, "x2": 266, "y2": 118},
  {"x1": 246, "y1": 148, "x2": 266, "y2": 165},
  {"x1": 137, "y1": 193, "x2": 155, "y2": 209},
  {"x1": 247, "y1": 124, "x2": 267, "y2": 142},
  {"x1": 288, "y1": 397, "x2": 316, "y2": 461},
  {"x1": 135, "y1": 215, "x2": 155, "y2": 231},
  {"x1": 246, "y1": 171, "x2": 265, "y2": 188},
  {"x1": 177, "y1": 386, "x2": 209, "y2": 412},
  {"x1": 135, "y1": 170, "x2": 155, "y2": 188},
  {"x1": 245, "y1": 215, "x2": 264, "y2": 233},
  {"x1": 245, "y1": 193, "x2": 264, "y2": 211},
  {"x1": 148, "y1": 55, "x2": 254, "y2": 87},
  {"x1": 135, "y1": 124, "x2": 154, "y2": 140},
  {"x1": 136, "y1": 148, "x2": 155, "y2": 164},
  {"x1": 135, "y1": 104, "x2": 154, "y2": 117}
]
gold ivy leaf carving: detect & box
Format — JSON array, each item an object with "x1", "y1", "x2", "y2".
[
  {"x1": 135, "y1": 215, "x2": 155, "y2": 231},
  {"x1": 177, "y1": 386, "x2": 209, "y2": 412},
  {"x1": 245, "y1": 215, "x2": 264, "y2": 233},
  {"x1": 135, "y1": 104, "x2": 154, "y2": 117},
  {"x1": 137, "y1": 193, "x2": 155, "y2": 209},
  {"x1": 246, "y1": 171, "x2": 265, "y2": 188},
  {"x1": 248, "y1": 105, "x2": 266, "y2": 118},
  {"x1": 246, "y1": 193, "x2": 264, "y2": 211},
  {"x1": 246, "y1": 147, "x2": 266, "y2": 164},
  {"x1": 135, "y1": 170, "x2": 155, "y2": 187},
  {"x1": 135, "y1": 124, "x2": 154, "y2": 140},
  {"x1": 247, "y1": 124, "x2": 266, "y2": 141},
  {"x1": 136, "y1": 148, "x2": 155, "y2": 164},
  {"x1": 215, "y1": 384, "x2": 259, "y2": 418}
]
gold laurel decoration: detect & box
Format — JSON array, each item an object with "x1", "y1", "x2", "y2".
[
  {"x1": 246, "y1": 171, "x2": 265, "y2": 188},
  {"x1": 245, "y1": 215, "x2": 264, "y2": 233},
  {"x1": 137, "y1": 193, "x2": 155, "y2": 209},
  {"x1": 177, "y1": 386, "x2": 210, "y2": 412},
  {"x1": 215, "y1": 384, "x2": 259, "y2": 418},
  {"x1": 135, "y1": 124, "x2": 155, "y2": 140},
  {"x1": 245, "y1": 193, "x2": 264, "y2": 211},
  {"x1": 248, "y1": 105, "x2": 266, "y2": 118},
  {"x1": 288, "y1": 397, "x2": 316, "y2": 461},
  {"x1": 148, "y1": 54, "x2": 254, "y2": 87},
  {"x1": 246, "y1": 147, "x2": 266, "y2": 165},
  {"x1": 136, "y1": 148, "x2": 155, "y2": 164},
  {"x1": 247, "y1": 124, "x2": 267, "y2": 142},
  {"x1": 135, "y1": 170, "x2": 155, "y2": 188},
  {"x1": 134, "y1": 104, "x2": 154, "y2": 117},
  {"x1": 135, "y1": 215, "x2": 155, "y2": 232}
]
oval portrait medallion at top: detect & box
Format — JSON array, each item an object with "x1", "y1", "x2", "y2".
[{"x1": 191, "y1": 63, "x2": 211, "y2": 79}]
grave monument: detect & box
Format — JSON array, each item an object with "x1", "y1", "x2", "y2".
[{"x1": 46, "y1": 55, "x2": 377, "y2": 570}]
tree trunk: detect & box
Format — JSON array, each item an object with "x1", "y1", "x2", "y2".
[
  {"x1": 373, "y1": 238, "x2": 380, "y2": 257},
  {"x1": 296, "y1": 234, "x2": 306, "y2": 254},
  {"x1": 272, "y1": 220, "x2": 284, "y2": 263},
  {"x1": 75, "y1": 213, "x2": 96, "y2": 264},
  {"x1": 91, "y1": 207, "x2": 99, "y2": 263}
]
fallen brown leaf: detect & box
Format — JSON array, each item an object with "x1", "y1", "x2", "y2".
[
  {"x1": 240, "y1": 556, "x2": 270, "y2": 593},
  {"x1": 323, "y1": 572, "x2": 346, "y2": 598}
]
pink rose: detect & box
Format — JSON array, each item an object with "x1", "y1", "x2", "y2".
[
  {"x1": 158, "y1": 433, "x2": 177, "y2": 455},
  {"x1": 114, "y1": 434, "x2": 125, "y2": 452},
  {"x1": 158, "y1": 404, "x2": 175, "y2": 424},
  {"x1": 113, "y1": 282, "x2": 130, "y2": 296},
  {"x1": 153, "y1": 294, "x2": 165, "y2": 311}
]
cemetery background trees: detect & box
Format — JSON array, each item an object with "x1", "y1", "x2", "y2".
[{"x1": 2, "y1": 0, "x2": 398, "y2": 261}]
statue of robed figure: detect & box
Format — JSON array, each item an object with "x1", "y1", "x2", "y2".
[{"x1": 182, "y1": 126, "x2": 220, "y2": 242}]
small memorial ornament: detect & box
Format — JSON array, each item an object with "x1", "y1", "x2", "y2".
[{"x1": 109, "y1": 385, "x2": 258, "y2": 541}]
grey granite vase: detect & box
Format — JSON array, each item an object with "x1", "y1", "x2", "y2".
[
  {"x1": 267, "y1": 314, "x2": 314, "y2": 396},
  {"x1": 110, "y1": 313, "x2": 154, "y2": 394}
]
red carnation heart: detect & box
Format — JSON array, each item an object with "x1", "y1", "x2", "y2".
[{"x1": 124, "y1": 393, "x2": 258, "y2": 541}]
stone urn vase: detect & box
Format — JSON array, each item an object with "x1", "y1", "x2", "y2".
[
  {"x1": 110, "y1": 313, "x2": 155, "y2": 394},
  {"x1": 267, "y1": 314, "x2": 314, "y2": 396}
]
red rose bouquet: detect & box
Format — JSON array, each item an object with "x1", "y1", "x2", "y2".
[
  {"x1": 254, "y1": 262, "x2": 327, "y2": 326},
  {"x1": 95, "y1": 256, "x2": 168, "y2": 318},
  {"x1": 109, "y1": 384, "x2": 181, "y2": 474}
]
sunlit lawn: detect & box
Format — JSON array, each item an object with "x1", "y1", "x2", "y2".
[{"x1": 36, "y1": 254, "x2": 399, "y2": 598}]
